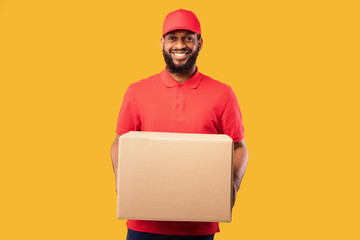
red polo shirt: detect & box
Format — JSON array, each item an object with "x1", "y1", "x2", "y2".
[{"x1": 116, "y1": 67, "x2": 244, "y2": 235}]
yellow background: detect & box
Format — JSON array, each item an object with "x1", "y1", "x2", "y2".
[{"x1": 1, "y1": 0, "x2": 359, "y2": 239}]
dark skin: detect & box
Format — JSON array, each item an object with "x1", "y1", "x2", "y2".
[{"x1": 161, "y1": 30, "x2": 203, "y2": 83}]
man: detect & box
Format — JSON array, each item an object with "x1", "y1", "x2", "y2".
[{"x1": 111, "y1": 9, "x2": 248, "y2": 240}]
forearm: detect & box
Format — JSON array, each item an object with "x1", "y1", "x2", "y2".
[
  {"x1": 233, "y1": 140, "x2": 248, "y2": 195},
  {"x1": 111, "y1": 135, "x2": 120, "y2": 187}
]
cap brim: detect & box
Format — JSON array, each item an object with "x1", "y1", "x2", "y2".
[{"x1": 163, "y1": 26, "x2": 200, "y2": 36}]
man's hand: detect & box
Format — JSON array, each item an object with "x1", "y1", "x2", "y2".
[
  {"x1": 232, "y1": 181, "x2": 237, "y2": 208},
  {"x1": 111, "y1": 134, "x2": 120, "y2": 193},
  {"x1": 232, "y1": 139, "x2": 248, "y2": 208}
]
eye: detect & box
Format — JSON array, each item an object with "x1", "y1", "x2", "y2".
[
  {"x1": 185, "y1": 37, "x2": 194, "y2": 41},
  {"x1": 168, "y1": 36, "x2": 176, "y2": 41}
]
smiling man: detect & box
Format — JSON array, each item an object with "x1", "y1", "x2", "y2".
[
  {"x1": 162, "y1": 30, "x2": 202, "y2": 79},
  {"x1": 111, "y1": 9, "x2": 248, "y2": 240}
]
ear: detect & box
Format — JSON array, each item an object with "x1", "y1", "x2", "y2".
[
  {"x1": 198, "y1": 37, "x2": 203, "y2": 51},
  {"x1": 160, "y1": 37, "x2": 165, "y2": 50}
]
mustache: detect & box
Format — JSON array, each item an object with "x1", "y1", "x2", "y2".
[{"x1": 169, "y1": 47, "x2": 192, "y2": 53}]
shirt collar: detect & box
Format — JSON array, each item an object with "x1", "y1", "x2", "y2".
[{"x1": 160, "y1": 67, "x2": 202, "y2": 89}]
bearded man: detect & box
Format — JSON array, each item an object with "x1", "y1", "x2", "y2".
[{"x1": 111, "y1": 9, "x2": 248, "y2": 240}]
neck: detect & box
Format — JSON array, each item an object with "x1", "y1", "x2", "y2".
[{"x1": 167, "y1": 65, "x2": 197, "y2": 83}]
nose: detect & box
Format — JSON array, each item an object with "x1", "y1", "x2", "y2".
[{"x1": 173, "y1": 38, "x2": 186, "y2": 50}]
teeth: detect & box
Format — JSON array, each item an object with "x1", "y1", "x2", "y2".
[{"x1": 173, "y1": 52, "x2": 186, "y2": 56}]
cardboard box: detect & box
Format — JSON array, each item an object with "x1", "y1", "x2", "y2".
[{"x1": 117, "y1": 131, "x2": 234, "y2": 222}]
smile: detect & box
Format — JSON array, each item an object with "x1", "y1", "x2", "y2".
[
  {"x1": 171, "y1": 51, "x2": 189, "y2": 60},
  {"x1": 174, "y1": 53, "x2": 186, "y2": 56}
]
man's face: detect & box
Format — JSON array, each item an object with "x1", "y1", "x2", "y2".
[{"x1": 161, "y1": 30, "x2": 203, "y2": 74}]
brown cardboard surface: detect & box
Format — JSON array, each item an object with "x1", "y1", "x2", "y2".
[{"x1": 117, "y1": 131, "x2": 233, "y2": 222}]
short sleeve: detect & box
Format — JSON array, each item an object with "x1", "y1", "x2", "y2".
[
  {"x1": 220, "y1": 87, "x2": 244, "y2": 143},
  {"x1": 116, "y1": 84, "x2": 141, "y2": 135}
]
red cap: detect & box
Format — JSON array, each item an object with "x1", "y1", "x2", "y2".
[{"x1": 162, "y1": 9, "x2": 201, "y2": 36}]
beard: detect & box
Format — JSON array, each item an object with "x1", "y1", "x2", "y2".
[{"x1": 162, "y1": 47, "x2": 199, "y2": 74}]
